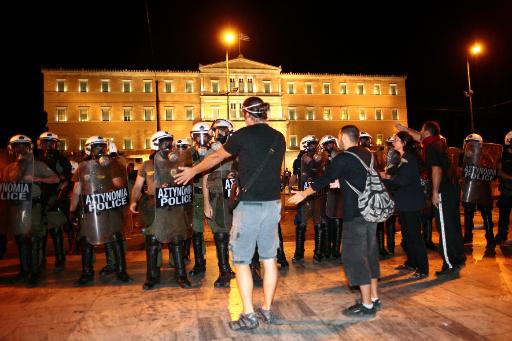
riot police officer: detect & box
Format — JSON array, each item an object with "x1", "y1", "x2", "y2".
[
  {"x1": 319, "y1": 135, "x2": 343, "y2": 259},
  {"x1": 461, "y1": 133, "x2": 502, "y2": 248},
  {"x1": 37, "y1": 132, "x2": 71, "y2": 272},
  {"x1": 496, "y1": 131, "x2": 512, "y2": 244},
  {"x1": 203, "y1": 119, "x2": 237, "y2": 287},
  {"x1": 130, "y1": 131, "x2": 193, "y2": 289},
  {"x1": 188, "y1": 122, "x2": 212, "y2": 277},
  {"x1": 292, "y1": 135, "x2": 328, "y2": 263},
  {"x1": 70, "y1": 136, "x2": 132, "y2": 285},
  {"x1": 1, "y1": 135, "x2": 59, "y2": 287}
]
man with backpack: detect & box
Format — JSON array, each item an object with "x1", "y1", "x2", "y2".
[{"x1": 289, "y1": 125, "x2": 393, "y2": 318}]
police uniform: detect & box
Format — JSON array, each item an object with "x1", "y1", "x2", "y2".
[{"x1": 496, "y1": 144, "x2": 512, "y2": 243}]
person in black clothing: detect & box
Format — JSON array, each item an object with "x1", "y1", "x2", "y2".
[
  {"x1": 496, "y1": 131, "x2": 512, "y2": 243},
  {"x1": 398, "y1": 121, "x2": 465, "y2": 276},
  {"x1": 381, "y1": 132, "x2": 429, "y2": 279},
  {"x1": 290, "y1": 125, "x2": 380, "y2": 318}
]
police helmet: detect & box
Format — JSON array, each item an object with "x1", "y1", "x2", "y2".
[
  {"x1": 300, "y1": 135, "x2": 319, "y2": 151},
  {"x1": 386, "y1": 136, "x2": 394, "y2": 144},
  {"x1": 38, "y1": 132, "x2": 59, "y2": 142},
  {"x1": 84, "y1": 136, "x2": 108, "y2": 155},
  {"x1": 8, "y1": 134, "x2": 33, "y2": 151},
  {"x1": 464, "y1": 133, "x2": 483, "y2": 143},
  {"x1": 190, "y1": 122, "x2": 211, "y2": 136},
  {"x1": 319, "y1": 135, "x2": 338, "y2": 148},
  {"x1": 150, "y1": 131, "x2": 173, "y2": 151},
  {"x1": 175, "y1": 139, "x2": 191, "y2": 149},
  {"x1": 504, "y1": 131, "x2": 512, "y2": 146}
]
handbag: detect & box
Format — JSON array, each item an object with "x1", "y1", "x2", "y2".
[{"x1": 228, "y1": 134, "x2": 280, "y2": 212}]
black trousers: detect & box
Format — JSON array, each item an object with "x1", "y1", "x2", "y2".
[
  {"x1": 434, "y1": 183, "x2": 466, "y2": 270},
  {"x1": 400, "y1": 211, "x2": 429, "y2": 274}
]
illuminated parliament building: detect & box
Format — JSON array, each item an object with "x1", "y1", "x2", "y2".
[{"x1": 43, "y1": 55, "x2": 407, "y2": 167}]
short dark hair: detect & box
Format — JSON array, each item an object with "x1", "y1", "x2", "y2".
[
  {"x1": 422, "y1": 121, "x2": 440, "y2": 136},
  {"x1": 341, "y1": 125, "x2": 359, "y2": 143}
]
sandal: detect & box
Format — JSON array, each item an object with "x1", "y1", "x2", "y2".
[{"x1": 228, "y1": 312, "x2": 259, "y2": 331}]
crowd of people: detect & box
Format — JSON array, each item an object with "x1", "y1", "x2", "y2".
[{"x1": 1, "y1": 97, "x2": 511, "y2": 329}]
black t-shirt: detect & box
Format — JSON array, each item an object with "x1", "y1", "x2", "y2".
[
  {"x1": 311, "y1": 146, "x2": 374, "y2": 222},
  {"x1": 425, "y1": 139, "x2": 451, "y2": 189},
  {"x1": 223, "y1": 123, "x2": 285, "y2": 201}
]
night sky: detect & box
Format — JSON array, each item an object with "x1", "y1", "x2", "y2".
[{"x1": 5, "y1": 0, "x2": 512, "y2": 147}]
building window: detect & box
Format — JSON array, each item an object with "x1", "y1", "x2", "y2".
[
  {"x1": 263, "y1": 81, "x2": 271, "y2": 94},
  {"x1": 390, "y1": 84, "x2": 398, "y2": 95},
  {"x1": 145, "y1": 138, "x2": 151, "y2": 150},
  {"x1": 323, "y1": 83, "x2": 331, "y2": 94},
  {"x1": 144, "y1": 108, "x2": 153, "y2": 121},
  {"x1": 185, "y1": 80, "x2": 194, "y2": 93},
  {"x1": 143, "y1": 80, "x2": 152, "y2": 93},
  {"x1": 123, "y1": 80, "x2": 132, "y2": 93},
  {"x1": 373, "y1": 84, "x2": 381, "y2": 95},
  {"x1": 79, "y1": 107, "x2": 89, "y2": 122},
  {"x1": 228, "y1": 77, "x2": 235, "y2": 92},
  {"x1": 238, "y1": 78, "x2": 244, "y2": 92},
  {"x1": 375, "y1": 109, "x2": 383, "y2": 120},
  {"x1": 288, "y1": 107, "x2": 297, "y2": 120},
  {"x1": 123, "y1": 108, "x2": 132, "y2": 121},
  {"x1": 58, "y1": 139, "x2": 67, "y2": 151},
  {"x1": 210, "y1": 106, "x2": 220, "y2": 120},
  {"x1": 123, "y1": 138, "x2": 133, "y2": 150},
  {"x1": 290, "y1": 135, "x2": 298, "y2": 148},
  {"x1": 376, "y1": 134, "x2": 383, "y2": 146},
  {"x1": 340, "y1": 83, "x2": 348, "y2": 94},
  {"x1": 101, "y1": 80, "x2": 110, "y2": 93},
  {"x1": 228, "y1": 103, "x2": 237, "y2": 119},
  {"x1": 392, "y1": 109, "x2": 399, "y2": 120},
  {"x1": 359, "y1": 109, "x2": 366, "y2": 120},
  {"x1": 323, "y1": 108, "x2": 332, "y2": 120},
  {"x1": 165, "y1": 107, "x2": 174, "y2": 121},
  {"x1": 164, "y1": 81, "x2": 173, "y2": 93},
  {"x1": 211, "y1": 80, "x2": 219, "y2": 93},
  {"x1": 287, "y1": 83, "x2": 295, "y2": 94},
  {"x1": 56, "y1": 79, "x2": 66, "y2": 92},
  {"x1": 79, "y1": 79, "x2": 88, "y2": 93},
  {"x1": 101, "y1": 107, "x2": 111, "y2": 121},
  {"x1": 247, "y1": 78, "x2": 254, "y2": 93},
  {"x1": 357, "y1": 84, "x2": 364, "y2": 95},
  {"x1": 55, "y1": 108, "x2": 67, "y2": 122},
  {"x1": 305, "y1": 83, "x2": 313, "y2": 94},
  {"x1": 80, "y1": 138, "x2": 87, "y2": 151},
  {"x1": 341, "y1": 108, "x2": 349, "y2": 120},
  {"x1": 186, "y1": 107, "x2": 194, "y2": 120},
  {"x1": 306, "y1": 108, "x2": 315, "y2": 120}
]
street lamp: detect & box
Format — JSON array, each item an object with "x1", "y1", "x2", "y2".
[
  {"x1": 223, "y1": 31, "x2": 235, "y2": 120},
  {"x1": 465, "y1": 42, "x2": 483, "y2": 133}
]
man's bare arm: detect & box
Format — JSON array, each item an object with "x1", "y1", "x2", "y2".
[
  {"x1": 395, "y1": 123, "x2": 421, "y2": 142},
  {"x1": 174, "y1": 147, "x2": 232, "y2": 185},
  {"x1": 431, "y1": 166, "x2": 442, "y2": 207}
]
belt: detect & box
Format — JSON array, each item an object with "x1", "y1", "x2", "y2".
[{"x1": 194, "y1": 187, "x2": 203, "y2": 194}]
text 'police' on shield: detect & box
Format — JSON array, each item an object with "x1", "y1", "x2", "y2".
[
  {"x1": 156, "y1": 185, "x2": 193, "y2": 208},
  {"x1": 0, "y1": 182, "x2": 32, "y2": 201},
  {"x1": 83, "y1": 187, "x2": 129, "y2": 213}
]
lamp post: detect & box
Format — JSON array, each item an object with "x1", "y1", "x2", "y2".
[
  {"x1": 465, "y1": 42, "x2": 483, "y2": 133},
  {"x1": 223, "y1": 31, "x2": 235, "y2": 120}
]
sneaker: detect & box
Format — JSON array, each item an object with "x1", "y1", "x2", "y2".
[
  {"x1": 228, "y1": 312, "x2": 259, "y2": 331},
  {"x1": 356, "y1": 298, "x2": 382, "y2": 311},
  {"x1": 342, "y1": 303, "x2": 376, "y2": 318},
  {"x1": 256, "y1": 307, "x2": 276, "y2": 324},
  {"x1": 395, "y1": 264, "x2": 416, "y2": 272},
  {"x1": 435, "y1": 267, "x2": 458, "y2": 277},
  {"x1": 410, "y1": 272, "x2": 428, "y2": 280}
]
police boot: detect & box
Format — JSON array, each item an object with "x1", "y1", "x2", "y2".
[
  {"x1": 482, "y1": 208, "x2": 496, "y2": 249},
  {"x1": 27, "y1": 236, "x2": 44, "y2": 288},
  {"x1": 422, "y1": 217, "x2": 437, "y2": 250},
  {"x1": 184, "y1": 237, "x2": 191, "y2": 265},
  {"x1": 49, "y1": 228, "x2": 66, "y2": 272},
  {"x1": 0, "y1": 233, "x2": 7, "y2": 259},
  {"x1": 377, "y1": 223, "x2": 390, "y2": 258},
  {"x1": 331, "y1": 219, "x2": 343, "y2": 259},
  {"x1": 143, "y1": 235, "x2": 161, "y2": 290},
  {"x1": 214, "y1": 233, "x2": 232, "y2": 288},
  {"x1": 75, "y1": 238, "x2": 94, "y2": 286},
  {"x1": 495, "y1": 209, "x2": 509, "y2": 244},
  {"x1": 40, "y1": 232, "x2": 48, "y2": 270},
  {"x1": 14, "y1": 234, "x2": 30, "y2": 280},
  {"x1": 99, "y1": 242, "x2": 116, "y2": 277},
  {"x1": 313, "y1": 224, "x2": 324, "y2": 263},
  {"x1": 189, "y1": 232, "x2": 206, "y2": 276},
  {"x1": 386, "y1": 216, "x2": 396, "y2": 255},
  {"x1": 250, "y1": 248, "x2": 263, "y2": 287},
  {"x1": 292, "y1": 224, "x2": 306, "y2": 263},
  {"x1": 113, "y1": 233, "x2": 133, "y2": 283},
  {"x1": 170, "y1": 240, "x2": 192, "y2": 289},
  {"x1": 276, "y1": 224, "x2": 289, "y2": 268},
  {"x1": 321, "y1": 223, "x2": 330, "y2": 260},
  {"x1": 463, "y1": 206, "x2": 475, "y2": 244}
]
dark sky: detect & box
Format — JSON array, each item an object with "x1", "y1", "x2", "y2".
[{"x1": 5, "y1": 0, "x2": 512, "y2": 146}]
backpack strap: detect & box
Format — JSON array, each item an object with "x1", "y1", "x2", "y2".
[{"x1": 343, "y1": 150, "x2": 374, "y2": 196}]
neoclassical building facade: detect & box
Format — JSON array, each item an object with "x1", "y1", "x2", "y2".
[{"x1": 43, "y1": 56, "x2": 407, "y2": 168}]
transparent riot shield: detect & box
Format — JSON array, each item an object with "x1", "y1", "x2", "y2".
[
  {"x1": 111, "y1": 156, "x2": 132, "y2": 234},
  {"x1": 78, "y1": 158, "x2": 130, "y2": 245},
  {"x1": 462, "y1": 142, "x2": 503, "y2": 206},
  {"x1": 0, "y1": 150, "x2": 33, "y2": 236},
  {"x1": 153, "y1": 149, "x2": 193, "y2": 243},
  {"x1": 300, "y1": 152, "x2": 326, "y2": 190}
]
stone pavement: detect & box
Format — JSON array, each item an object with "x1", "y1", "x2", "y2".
[{"x1": 0, "y1": 206, "x2": 511, "y2": 340}]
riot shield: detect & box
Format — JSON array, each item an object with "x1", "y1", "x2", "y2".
[
  {"x1": 78, "y1": 157, "x2": 130, "y2": 245},
  {"x1": 0, "y1": 151, "x2": 33, "y2": 236},
  {"x1": 153, "y1": 148, "x2": 193, "y2": 243},
  {"x1": 462, "y1": 142, "x2": 503, "y2": 206},
  {"x1": 447, "y1": 147, "x2": 463, "y2": 184},
  {"x1": 300, "y1": 152, "x2": 325, "y2": 191}
]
